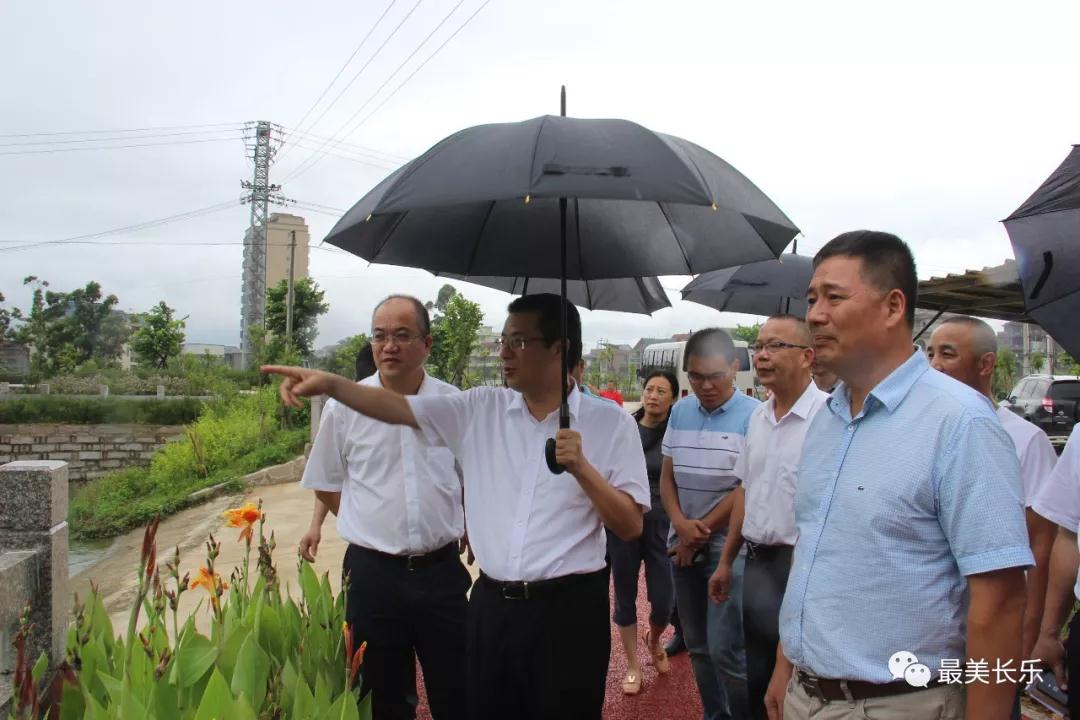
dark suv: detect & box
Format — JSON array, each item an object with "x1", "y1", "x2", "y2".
[{"x1": 1002, "y1": 374, "x2": 1080, "y2": 452}]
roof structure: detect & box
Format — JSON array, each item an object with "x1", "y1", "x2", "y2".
[{"x1": 916, "y1": 260, "x2": 1030, "y2": 323}]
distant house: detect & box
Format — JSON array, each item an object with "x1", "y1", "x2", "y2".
[
  {"x1": 466, "y1": 325, "x2": 502, "y2": 386},
  {"x1": 0, "y1": 341, "x2": 30, "y2": 377},
  {"x1": 182, "y1": 343, "x2": 244, "y2": 371}
]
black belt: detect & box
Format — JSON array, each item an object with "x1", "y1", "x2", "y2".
[
  {"x1": 746, "y1": 541, "x2": 792, "y2": 560},
  {"x1": 479, "y1": 569, "x2": 605, "y2": 601},
  {"x1": 797, "y1": 669, "x2": 940, "y2": 703},
  {"x1": 352, "y1": 542, "x2": 458, "y2": 572}
]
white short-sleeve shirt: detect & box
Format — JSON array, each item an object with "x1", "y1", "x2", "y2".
[
  {"x1": 1031, "y1": 433, "x2": 1080, "y2": 599},
  {"x1": 301, "y1": 372, "x2": 463, "y2": 555},
  {"x1": 734, "y1": 381, "x2": 828, "y2": 546},
  {"x1": 996, "y1": 406, "x2": 1057, "y2": 506},
  {"x1": 407, "y1": 384, "x2": 650, "y2": 582}
]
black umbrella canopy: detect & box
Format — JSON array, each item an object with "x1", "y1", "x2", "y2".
[
  {"x1": 325, "y1": 115, "x2": 798, "y2": 279},
  {"x1": 441, "y1": 273, "x2": 671, "y2": 315},
  {"x1": 1003, "y1": 145, "x2": 1080, "y2": 359},
  {"x1": 681, "y1": 254, "x2": 814, "y2": 319}
]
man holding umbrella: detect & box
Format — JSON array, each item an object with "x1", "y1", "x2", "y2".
[{"x1": 264, "y1": 293, "x2": 650, "y2": 720}]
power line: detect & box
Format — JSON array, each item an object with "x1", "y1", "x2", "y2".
[
  {"x1": 0, "y1": 121, "x2": 246, "y2": 139},
  {"x1": 276, "y1": 0, "x2": 425, "y2": 169},
  {"x1": 275, "y1": 0, "x2": 399, "y2": 165},
  {"x1": 0, "y1": 200, "x2": 244, "y2": 253},
  {"x1": 0, "y1": 126, "x2": 247, "y2": 148},
  {"x1": 284, "y1": 138, "x2": 397, "y2": 170},
  {"x1": 284, "y1": 0, "x2": 489, "y2": 183},
  {"x1": 278, "y1": 126, "x2": 408, "y2": 163},
  {"x1": 0, "y1": 135, "x2": 249, "y2": 156},
  {"x1": 281, "y1": 0, "x2": 467, "y2": 182}
]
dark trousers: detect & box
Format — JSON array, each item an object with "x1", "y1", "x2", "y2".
[
  {"x1": 467, "y1": 569, "x2": 611, "y2": 720},
  {"x1": 344, "y1": 544, "x2": 470, "y2": 720},
  {"x1": 743, "y1": 543, "x2": 793, "y2": 720},
  {"x1": 607, "y1": 509, "x2": 674, "y2": 627}
]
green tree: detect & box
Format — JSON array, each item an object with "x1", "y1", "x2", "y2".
[
  {"x1": 320, "y1": 333, "x2": 370, "y2": 378},
  {"x1": 265, "y1": 278, "x2": 329, "y2": 358},
  {"x1": 130, "y1": 301, "x2": 186, "y2": 368},
  {"x1": 12, "y1": 277, "x2": 129, "y2": 375},
  {"x1": 429, "y1": 293, "x2": 484, "y2": 388},
  {"x1": 1058, "y1": 352, "x2": 1080, "y2": 376},
  {"x1": 1030, "y1": 351, "x2": 1047, "y2": 374},
  {"x1": 993, "y1": 346, "x2": 1019, "y2": 399},
  {"x1": 732, "y1": 323, "x2": 761, "y2": 345}
]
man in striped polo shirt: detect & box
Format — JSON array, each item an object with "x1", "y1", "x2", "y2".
[{"x1": 661, "y1": 327, "x2": 760, "y2": 720}]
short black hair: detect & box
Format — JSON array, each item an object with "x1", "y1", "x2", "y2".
[
  {"x1": 354, "y1": 342, "x2": 376, "y2": 380},
  {"x1": 507, "y1": 293, "x2": 582, "y2": 369},
  {"x1": 813, "y1": 230, "x2": 917, "y2": 327},
  {"x1": 765, "y1": 314, "x2": 812, "y2": 345},
  {"x1": 685, "y1": 327, "x2": 738, "y2": 362},
  {"x1": 372, "y1": 294, "x2": 431, "y2": 336}
]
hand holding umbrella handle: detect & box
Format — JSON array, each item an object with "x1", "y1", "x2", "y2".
[{"x1": 544, "y1": 410, "x2": 572, "y2": 475}]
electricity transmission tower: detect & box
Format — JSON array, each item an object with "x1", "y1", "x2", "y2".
[{"x1": 240, "y1": 121, "x2": 286, "y2": 365}]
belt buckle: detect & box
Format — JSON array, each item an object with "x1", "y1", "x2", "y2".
[
  {"x1": 406, "y1": 554, "x2": 424, "y2": 572},
  {"x1": 502, "y1": 581, "x2": 529, "y2": 600},
  {"x1": 799, "y1": 672, "x2": 827, "y2": 703}
]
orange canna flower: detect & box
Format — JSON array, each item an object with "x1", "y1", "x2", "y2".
[
  {"x1": 188, "y1": 567, "x2": 228, "y2": 594},
  {"x1": 223, "y1": 502, "x2": 262, "y2": 543}
]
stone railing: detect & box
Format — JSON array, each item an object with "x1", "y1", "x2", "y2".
[
  {"x1": 0, "y1": 424, "x2": 185, "y2": 483},
  {"x1": 0, "y1": 461, "x2": 68, "y2": 715}
]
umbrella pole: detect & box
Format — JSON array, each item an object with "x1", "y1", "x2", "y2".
[{"x1": 544, "y1": 86, "x2": 571, "y2": 475}]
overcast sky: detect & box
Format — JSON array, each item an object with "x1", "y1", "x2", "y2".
[{"x1": 3, "y1": 0, "x2": 1078, "y2": 351}]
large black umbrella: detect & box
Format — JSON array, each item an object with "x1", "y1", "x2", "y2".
[
  {"x1": 441, "y1": 273, "x2": 671, "y2": 315},
  {"x1": 1004, "y1": 145, "x2": 1080, "y2": 359},
  {"x1": 326, "y1": 90, "x2": 798, "y2": 471},
  {"x1": 680, "y1": 253, "x2": 814, "y2": 319}
]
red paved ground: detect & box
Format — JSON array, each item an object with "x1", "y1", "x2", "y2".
[{"x1": 413, "y1": 567, "x2": 703, "y2": 719}]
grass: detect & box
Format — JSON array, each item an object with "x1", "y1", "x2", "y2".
[{"x1": 69, "y1": 388, "x2": 307, "y2": 539}]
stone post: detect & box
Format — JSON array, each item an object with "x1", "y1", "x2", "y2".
[
  {"x1": 0, "y1": 461, "x2": 69, "y2": 689},
  {"x1": 39, "y1": 383, "x2": 49, "y2": 395},
  {"x1": 99, "y1": 385, "x2": 109, "y2": 397},
  {"x1": 310, "y1": 395, "x2": 326, "y2": 444},
  {"x1": 0, "y1": 383, "x2": 8, "y2": 395},
  {"x1": 156, "y1": 385, "x2": 166, "y2": 399}
]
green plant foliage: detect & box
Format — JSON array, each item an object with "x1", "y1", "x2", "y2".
[
  {"x1": 14, "y1": 514, "x2": 372, "y2": 719},
  {"x1": 0, "y1": 396, "x2": 203, "y2": 425},
  {"x1": 69, "y1": 388, "x2": 307, "y2": 539}
]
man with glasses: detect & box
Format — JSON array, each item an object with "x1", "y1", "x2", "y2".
[
  {"x1": 301, "y1": 295, "x2": 468, "y2": 720},
  {"x1": 264, "y1": 293, "x2": 649, "y2": 720},
  {"x1": 660, "y1": 327, "x2": 760, "y2": 720},
  {"x1": 707, "y1": 315, "x2": 826, "y2": 720}
]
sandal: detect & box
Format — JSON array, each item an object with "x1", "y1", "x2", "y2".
[
  {"x1": 644, "y1": 629, "x2": 671, "y2": 674},
  {"x1": 622, "y1": 670, "x2": 642, "y2": 695}
]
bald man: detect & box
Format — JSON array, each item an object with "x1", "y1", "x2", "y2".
[{"x1": 927, "y1": 316, "x2": 1057, "y2": 660}]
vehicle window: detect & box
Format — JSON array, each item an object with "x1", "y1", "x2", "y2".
[
  {"x1": 1018, "y1": 380, "x2": 1034, "y2": 398},
  {"x1": 735, "y1": 347, "x2": 751, "y2": 372},
  {"x1": 1008, "y1": 382, "x2": 1025, "y2": 400},
  {"x1": 1050, "y1": 381, "x2": 1080, "y2": 402},
  {"x1": 1034, "y1": 380, "x2": 1051, "y2": 397}
]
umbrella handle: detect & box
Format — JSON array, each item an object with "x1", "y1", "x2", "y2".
[{"x1": 545, "y1": 438, "x2": 565, "y2": 475}]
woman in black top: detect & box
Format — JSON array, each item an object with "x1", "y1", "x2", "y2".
[{"x1": 608, "y1": 369, "x2": 679, "y2": 694}]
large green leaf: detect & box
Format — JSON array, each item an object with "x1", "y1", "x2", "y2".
[
  {"x1": 259, "y1": 603, "x2": 285, "y2": 660},
  {"x1": 357, "y1": 691, "x2": 373, "y2": 720},
  {"x1": 313, "y1": 672, "x2": 331, "y2": 713},
  {"x1": 149, "y1": 681, "x2": 181, "y2": 720},
  {"x1": 96, "y1": 670, "x2": 123, "y2": 705},
  {"x1": 215, "y1": 624, "x2": 251, "y2": 684},
  {"x1": 291, "y1": 677, "x2": 316, "y2": 720},
  {"x1": 31, "y1": 651, "x2": 49, "y2": 684},
  {"x1": 318, "y1": 689, "x2": 360, "y2": 720},
  {"x1": 230, "y1": 634, "x2": 270, "y2": 710},
  {"x1": 231, "y1": 692, "x2": 259, "y2": 720},
  {"x1": 193, "y1": 668, "x2": 234, "y2": 720},
  {"x1": 78, "y1": 640, "x2": 110, "y2": 703},
  {"x1": 57, "y1": 680, "x2": 85, "y2": 720},
  {"x1": 89, "y1": 591, "x2": 115, "y2": 652},
  {"x1": 171, "y1": 633, "x2": 219, "y2": 689},
  {"x1": 280, "y1": 658, "x2": 300, "y2": 710}
]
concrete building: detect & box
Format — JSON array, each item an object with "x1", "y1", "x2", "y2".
[
  {"x1": 240, "y1": 213, "x2": 311, "y2": 355},
  {"x1": 182, "y1": 343, "x2": 244, "y2": 370},
  {"x1": 466, "y1": 325, "x2": 502, "y2": 386}
]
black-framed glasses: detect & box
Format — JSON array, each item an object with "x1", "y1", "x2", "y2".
[
  {"x1": 687, "y1": 371, "x2": 730, "y2": 385},
  {"x1": 750, "y1": 341, "x2": 810, "y2": 353},
  {"x1": 371, "y1": 330, "x2": 424, "y2": 345},
  {"x1": 494, "y1": 335, "x2": 548, "y2": 352}
]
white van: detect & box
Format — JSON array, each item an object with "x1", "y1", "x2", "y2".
[{"x1": 639, "y1": 340, "x2": 756, "y2": 398}]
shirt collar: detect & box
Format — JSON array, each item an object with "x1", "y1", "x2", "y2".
[
  {"x1": 369, "y1": 370, "x2": 438, "y2": 396},
  {"x1": 696, "y1": 390, "x2": 742, "y2": 417},
  {"x1": 826, "y1": 348, "x2": 928, "y2": 418},
  {"x1": 507, "y1": 381, "x2": 582, "y2": 421},
  {"x1": 767, "y1": 380, "x2": 821, "y2": 422}
]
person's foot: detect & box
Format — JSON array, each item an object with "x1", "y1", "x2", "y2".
[
  {"x1": 664, "y1": 631, "x2": 686, "y2": 657},
  {"x1": 622, "y1": 670, "x2": 642, "y2": 695},
  {"x1": 645, "y1": 629, "x2": 671, "y2": 674}
]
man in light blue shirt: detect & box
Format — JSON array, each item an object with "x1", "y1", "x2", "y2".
[
  {"x1": 773, "y1": 231, "x2": 1032, "y2": 720},
  {"x1": 661, "y1": 327, "x2": 760, "y2": 720}
]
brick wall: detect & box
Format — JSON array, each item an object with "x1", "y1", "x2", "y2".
[{"x1": 0, "y1": 424, "x2": 185, "y2": 483}]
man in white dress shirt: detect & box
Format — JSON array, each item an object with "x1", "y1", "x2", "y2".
[
  {"x1": 266, "y1": 293, "x2": 649, "y2": 720},
  {"x1": 708, "y1": 314, "x2": 827, "y2": 720},
  {"x1": 301, "y1": 296, "x2": 469, "y2": 720},
  {"x1": 927, "y1": 316, "x2": 1058, "y2": 659}
]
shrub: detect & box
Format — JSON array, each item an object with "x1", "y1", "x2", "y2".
[{"x1": 0, "y1": 396, "x2": 203, "y2": 425}]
